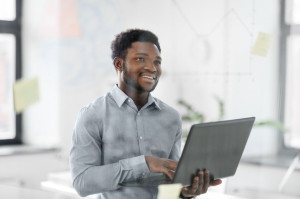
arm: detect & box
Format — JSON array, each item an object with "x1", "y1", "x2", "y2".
[{"x1": 69, "y1": 108, "x2": 150, "y2": 197}]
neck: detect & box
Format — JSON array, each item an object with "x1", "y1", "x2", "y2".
[
  {"x1": 131, "y1": 92, "x2": 149, "y2": 110},
  {"x1": 119, "y1": 85, "x2": 149, "y2": 110}
]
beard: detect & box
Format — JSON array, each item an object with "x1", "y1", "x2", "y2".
[{"x1": 122, "y1": 63, "x2": 159, "y2": 93}]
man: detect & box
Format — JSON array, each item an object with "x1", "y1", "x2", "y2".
[{"x1": 70, "y1": 29, "x2": 222, "y2": 199}]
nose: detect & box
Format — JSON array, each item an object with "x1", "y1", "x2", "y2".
[{"x1": 144, "y1": 62, "x2": 157, "y2": 73}]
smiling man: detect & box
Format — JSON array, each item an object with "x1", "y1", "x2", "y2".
[
  {"x1": 115, "y1": 41, "x2": 162, "y2": 109},
  {"x1": 70, "y1": 29, "x2": 221, "y2": 199}
]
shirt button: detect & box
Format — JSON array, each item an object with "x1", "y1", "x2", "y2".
[
  {"x1": 139, "y1": 136, "x2": 143, "y2": 140},
  {"x1": 137, "y1": 112, "x2": 140, "y2": 116}
]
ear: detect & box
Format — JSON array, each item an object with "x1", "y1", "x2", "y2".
[{"x1": 113, "y1": 57, "x2": 123, "y2": 72}]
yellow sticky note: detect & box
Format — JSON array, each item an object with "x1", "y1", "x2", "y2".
[
  {"x1": 13, "y1": 77, "x2": 39, "y2": 113},
  {"x1": 158, "y1": 183, "x2": 182, "y2": 199},
  {"x1": 251, "y1": 32, "x2": 273, "y2": 56}
]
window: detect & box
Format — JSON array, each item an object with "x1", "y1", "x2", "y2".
[
  {"x1": 0, "y1": 0, "x2": 22, "y2": 145},
  {"x1": 279, "y1": 0, "x2": 300, "y2": 149}
]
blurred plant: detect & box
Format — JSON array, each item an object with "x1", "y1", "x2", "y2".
[
  {"x1": 178, "y1": 99, "x2": 205, "y2": 123},
  {"x1": 178, "y1": 97, "x2": 288, "y2": 138},
  {"x1": 254, "y1": 120, "x2": 288, "y2": 132},
  {"x1": 178, "y1": 95, "x2": 225, "y2": 124}
]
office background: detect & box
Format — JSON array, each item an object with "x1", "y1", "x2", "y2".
[
  {"x1": 23, "y1": 0, "x2": 280, "y2": 157},
  {"x1": 1, "y1": 0, "x2": 300, "y2": 198}
]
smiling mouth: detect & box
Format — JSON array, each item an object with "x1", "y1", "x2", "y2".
[{"x1": 142, "y1": 75, "x2": 156, "y2": 80}]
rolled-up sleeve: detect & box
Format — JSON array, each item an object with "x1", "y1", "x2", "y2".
[{"x1": 70, "y1": 107, "x2": 150, "y2": 197}]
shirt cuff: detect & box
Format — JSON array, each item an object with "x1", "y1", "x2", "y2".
[{"x1": 119, "y1": 155, "x2": 150, "y2": 179}]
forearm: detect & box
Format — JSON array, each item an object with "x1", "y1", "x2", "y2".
[{"x1": 72, "y1": 155, "x2": 149, "y2": 197}]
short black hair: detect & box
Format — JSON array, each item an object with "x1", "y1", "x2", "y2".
[{"x1": 111, "y1": 29, "x2": 161, "y2": 60}]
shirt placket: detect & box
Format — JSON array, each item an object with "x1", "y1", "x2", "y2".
[{"x1": 136, "y1": 110, "x2": 146, "y2": 155}]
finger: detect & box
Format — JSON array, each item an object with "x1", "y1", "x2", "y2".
[
  {"x1": 191, "y1": 176, "x2": 200, "y2": 194},
  {"x1": 181, "y1": 176, "x2": 199, "y2": 197},
  {"x1": 202, "y1": 170, "x2": 210, "y2": 193},
  {"x1": 181, "y1": 187, "x2": 192, "y2": 198},
  {"x1": 194, "y1": 170, "x2": 204, "y2": 195},
  {"x1": 210, "y1": 179, "x2": 222, "y2": 186},
  {"x1": 165, "y1": 159, "x2": 178, "y2": 170},
  {"x1": 161, "y1": 166, "x2": 175, "y2": 180},
  {"x1": 167, "y1": 169, "x2": 175, "y2": 180},
  {"x1": 181, "y1": 177, "x2": 199, "y2": 198}
]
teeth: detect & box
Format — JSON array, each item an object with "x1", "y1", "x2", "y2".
[{"x1": 142, "y1": 76, "x2": 155, "y2": 79}]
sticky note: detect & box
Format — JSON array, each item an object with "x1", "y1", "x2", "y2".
[
  {"x1": 13, "y1": 77, "x2": 39, "y2": 113},
  {"x1": 157, "y1": 183, "x2": 182, "y2": 199},
  {"x1": 251, "y1": 32, "x2": 273, "y2": 56}
]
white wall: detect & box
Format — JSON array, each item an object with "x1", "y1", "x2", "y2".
[{"x1": 21, "y1": 0, "x2": 281, "y2": 172}]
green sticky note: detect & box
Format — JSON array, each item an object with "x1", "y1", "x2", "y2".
[
  {"x1": 13, "y1": 77, "x2": 39, "y2": 113},
  {"x1": 251, "y1": 32, "x2": 273, "y2": 57},
  {"x1": 157, "y1": 183, "x2": 182, "y2": 199}
]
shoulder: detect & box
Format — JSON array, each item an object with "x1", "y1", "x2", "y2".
[
  {"x1": 153, "y1": 97, "x2": 181, "y2": 120},
  {"x1": 78, "y1": 93, "x2": 112, "y2": 120}
]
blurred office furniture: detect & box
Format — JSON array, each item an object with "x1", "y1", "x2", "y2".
[
  {"x1": 41, "y1": 171, "x2": 242, "y2": 199},
  {"x1": 0, "y1": 145, "x2": 68, "y2": 188},
  {"x1": 0, "y1": 184, "x2": 74, "y2": 199},
  {"x1": 226, "y1": 161, "x2": 300, "y2": 199},
  {"x1": 278, "y1": 152, "x2": 300, "y2": 191}
]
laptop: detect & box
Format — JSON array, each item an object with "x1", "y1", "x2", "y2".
[{"x1": 119, "y1": 117, "x2": 255, "y2": 187}]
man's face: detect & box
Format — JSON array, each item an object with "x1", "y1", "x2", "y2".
[{"x1": 120, "y1": 41, "x2": 162, "y2": 93}]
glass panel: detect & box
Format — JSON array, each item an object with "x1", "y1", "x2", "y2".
[
  {"x1": 285, "y1": 0, "x2": 292, "y2": 24},
  {"x1": 285, "y1": 0, "x2": 300, "y2": 25},
  {"x1": 0, "y1": 34, "x2": 15, "y2": 139},
  {"x1": 0, "y1": 0, "x2": 16, "y2": 21},
  {"x1": 292, "y1": 0, "x2": 300, "y2": 24},
  {"x1": 284, "y1": 35, "x2": 300, "y2": 149}
]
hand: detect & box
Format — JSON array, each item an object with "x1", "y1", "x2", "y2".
[
  {"x1": 145, "y1": 156, "x2": 178, "y2": 180},
  {"x1": 180, "y1": 169, "x2": 222, "y2": 198}
]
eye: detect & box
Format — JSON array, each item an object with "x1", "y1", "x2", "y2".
[
  {"x1": 136, "y1": 57, "x2": 145, "y2": 62},
  {"x1": 154, "y1": 60, "x2": 161, "y2": 66}
]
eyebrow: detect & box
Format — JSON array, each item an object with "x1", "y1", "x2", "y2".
[{"x1": 135, "y1": 53, "x2": 162, "y2": 60}]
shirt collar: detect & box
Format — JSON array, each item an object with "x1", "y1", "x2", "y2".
[
  {"x1": 146, "y1": 94, "x2": 161, "y2": 110},
  {"x1": 110, "y1": 84, "x2": 161, "y2": 110},
  {"x1": 110, "y1": 84, "x2": 128, "y2": 107}
]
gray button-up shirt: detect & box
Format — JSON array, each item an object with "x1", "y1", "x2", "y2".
[{"x1": 70, "y1": 85, "x2": 182, "y2": 199}]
